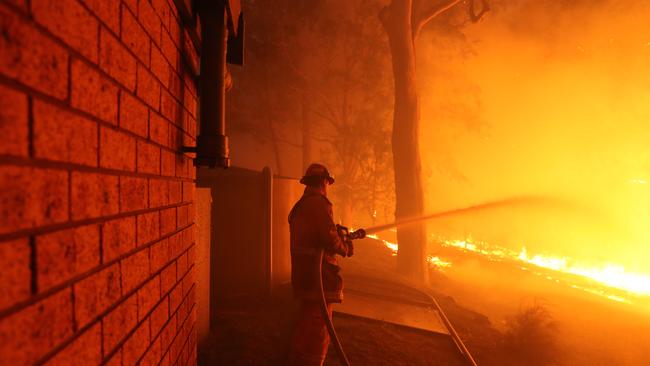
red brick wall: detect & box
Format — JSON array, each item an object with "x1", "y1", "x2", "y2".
[{"x1": 0, "y1": 0, "x2": 198, "y2": 365}]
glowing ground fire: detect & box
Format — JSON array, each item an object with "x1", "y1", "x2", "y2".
[
  {"x1": 447, "y1": 238, "x2": 650, "y2": 303},
  {"x1": 370, "y1": 234, "x2": 650, "y2": 305}
]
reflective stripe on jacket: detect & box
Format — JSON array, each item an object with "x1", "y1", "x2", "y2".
[{"x1": 289, "y1": 187, "x2": 349, "y2": 303}]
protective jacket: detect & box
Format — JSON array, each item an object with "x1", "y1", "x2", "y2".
[{"x1": 289, "y1": 186, "x2": 349, "y2": 303}]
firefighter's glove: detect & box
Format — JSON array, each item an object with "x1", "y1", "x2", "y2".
[{"x1": 346, "y1": 238, "x2": 354, "y2": 257}]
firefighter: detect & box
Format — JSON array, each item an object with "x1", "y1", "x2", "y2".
[{"x1": 287, "y1": 163, "x2": 353, "y2": 366}]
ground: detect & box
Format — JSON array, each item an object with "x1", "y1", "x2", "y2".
[
  {"x1": 198, "y1": 238, "x2": 506, "y2": 365},
  {"x1": 198, "y1": 292, "x2": 468, "y2": 366}
]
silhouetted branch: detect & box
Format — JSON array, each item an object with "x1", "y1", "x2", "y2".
[
  {"x1": 468, "y1": 0, "x2": 490, "y2": 22},
  {"x1": 413, "y1": 0, "x2": 463, "y2": 40}
]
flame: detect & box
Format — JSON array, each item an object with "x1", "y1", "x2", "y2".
[
  {"x1": 518, "y1": 247, "x2": 650, "y2": 296},
  {"x1": 367, "y1": 233, "x2": 650, "y2": 304},
  {"x1": 367, "y1": 234, "x2": 399, "y2": 255},
  {"x1": 428, "y1": 256, "x2": 452, "y2": 270},
  {"x1": 442, "y1": 237, "x2": 650, "y2": 303}
]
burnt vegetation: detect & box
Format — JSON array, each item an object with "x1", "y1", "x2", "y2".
[{"x1": 501, "y1": 302, "x2": 561, "y2": 366}]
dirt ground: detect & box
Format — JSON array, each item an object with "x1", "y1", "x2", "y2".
[
  {"x1": 198, "y1": 293, "x2": 468, "y2": 366},
  {"x1": 198, "y1": 239, "x2": 507, "y2": 366}
]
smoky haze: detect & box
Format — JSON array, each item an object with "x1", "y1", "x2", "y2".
[{"x1": 417, "y1": 0, "x2": 650, "y2": 272}]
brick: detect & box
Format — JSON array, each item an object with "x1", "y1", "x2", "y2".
[
  {"x1": 122, "y1": 6, "x2": 149, "y2": 65},
  {"x1": 81, "y1": 0, "x2": 120, "y2": 34},
  {"x1": 32, "y1": 0, "x2": 98, "y2": 63},
  {"x1": 161, "y1": 150, "x2": 176, "y2": 176},
  {"x1": 151, "y1": 44, "x2": 168, "y2": 85},
  {"x1": 169, "y1": 282, "x2": 182, "y2": 314},
  {"x1": 0, "y1": 166, "x2": 68, "y2": 234},
  {"x1": 71, "y1": 59, "x2": 118, "y2": 124},
  {"x1": 0, "y1": 289, "x2": 73, "y2": 365},
  {"x1": 176, "y1": 154, "x2": 189, "y2": 178},
  {"x1": 183, "y1": 72, "x2": 197, "y2": 98},
  {"x1": 167, "y1": 0, "x2": 179, "y2": 21},
  {"x1": 71, "y1": 171, "x2": 119, "y2": 220},
  {"x1": 187, "y1": 244, "x2": 195, "y2": 266},
  {"x1": 176, "y1": 204, "x2": 187, "y2": 228},
  {"x1": 0, "y1": 6, "x2": 68, "y2": 99},
  {"x1": 0, "y1": 84, "x2": 28, "y2": 156},
  {"x1": 161, "y1": 89, "x2": 179, "y2": 123},
  {"x1": 168, "y1": 69, "x2": 182, "y2": 101},
  {"x1": 166, "y1": 8, "x2": 180, "y2": 48},
  {"x1": 100, "y1": 27, "x2": 137, "y2": 91},
  {"x1": 37, "y1": 225, "x2": 99, "y2": 292},
  {"x1": 139, "y1": 336, "x2": 162, "y2": 366},
  {"x1": 182, "y1": 131, "x2": 194, "y2": 151},
  {"x1": 185, "y1": 225, "x2": 195, "y2": 246},
  {"x1": 102, "y1": 216, "x2": 136, "y2": 262},
  {"x1": 119, "y1": 91, "x2": 148, "y2": 137},
  {"x1": 150, "y1": 112, "x2": 169, "y2": 146},
  {"x1": 150, "y1": 238, "x2": 169, "y2": 273},
  {"x1": 150, "y1": 296, "x2": 168, "y2": 337},
  {"x1": 168, "y1": 125, "x2": 179, "y2": 150},
  {"x1": 187, "y1": 203, "x2": 196, "y2": 224},
  {"x1": 99, "y1": 127, "x2": 136, "y2": 171},
  {"x1": 160, "y1": 262, "x2": 176, "y2": 295},
  {"x1": 138, "y1": 275, "x2": 160, "y2": 320},
  {"x1": 168, "y1": 321, "x2": 184, "y2": 363},
  {"x1": 149, "y1": 178, "x2": 169, "y2": 208},
  {"x1": 182, "y1": 266, "x2": 194, "y2": 295},
  {"x1": 183, "y1": 85, "x2": 197, "y2": 118},
  {"x1": 184, "y1": 112, "x2": 197, "y2": 139},
  {"x1": 0, "y1": 239, "x2": 31, "y2": 311},
  {"x1": 159, "y1": 311, "x2": 176, "y2": 352},
  {"x1": 46, "y1": 323, "x2": 101, "y2": 366},
  {"x1": 137, "y1": 64, "x2": 161, "y2": 109},
  {"x1": 160, "y1": 28, "x2": 178, "y2": 70},
  {"x1": 152, "y1": 0, "x2": 171, "y2": 30},
  {"x1": 103, "y1": 294, "x2": 137, "y2": 353},
  {"x1": 120, "y1": 176, "x2": 148, "y2": 212},
  {"x1": 121, "y1": 248, "x2": 149, "y2": 293},
  {"x1": 181, "y1": 182, "x2": 194, "y2": 203},
  {"x1": 139, "y1": 0, "x2": 162, "y2": 45},
  {"x1": 167, "y1": 232, "x2": 182, "y2": 259},
  {"x1": 33, "y1": 100, "x2": 98, "y2": 166},
  {"x1": 137, "y1": 140, "x2": 161, "y2": 174},
  {"x1": 104, "y1": 349, "x2": 121, "y2": 366},
  {"x1": 73, "y1": 264, "x2": 120, "y2": 327},
  {"x1": 176, "y1": 253, "x2": 187, "y2": 279},
  {"x1": 160, "y1": 207, "x2": 176, "y2": 235},
  {"x1": 123, "y1": 0, "x2": 137, "y2": 13},
  {"x1": 137, "y1": 211, "x2": 160, "y2": 246},
  {"x1": 168, "y1": 180, "x2": 182, "y2": 204}
]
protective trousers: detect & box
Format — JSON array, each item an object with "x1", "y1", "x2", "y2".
[{"x1": 287, "y1": 301, "x2": 333, "y2": 366}]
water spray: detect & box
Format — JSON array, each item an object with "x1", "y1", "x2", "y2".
[
  {"x1": 323, "y1": 195, "x2": 559, "y2": 365},
  {"x1": 346, "y1": 195, "x2": 557, "y2": 239}
]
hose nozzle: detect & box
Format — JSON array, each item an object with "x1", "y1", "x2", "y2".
[{"x1": 336, "y1": 225, "x2": 366, "y2": 241}]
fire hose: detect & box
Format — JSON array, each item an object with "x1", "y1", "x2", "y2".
[
  {"x1": 316, "y1": 225, "x2": 365, "y2": 366},
  {"x1": 316, "y1": 198, "x2": 538, "y2": 365},
  {"x1": 319, "y1": 224, "x2": 476, "y2": 366}
]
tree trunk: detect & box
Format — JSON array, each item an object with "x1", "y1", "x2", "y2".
[
  {"x1": 301, "y1": 92, "x2": 312, "y2": 171},
  {"x1": 380, "y1": 0, "x2": 427, "y2": 281}
]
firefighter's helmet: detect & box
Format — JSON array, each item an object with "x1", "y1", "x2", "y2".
[{"x1": 300, "y1": 163, "x2": 335, "y2": 185}]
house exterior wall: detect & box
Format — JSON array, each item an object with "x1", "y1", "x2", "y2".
[{"x1": 0, "y1": 0, "x2": 198, "y2": 364}]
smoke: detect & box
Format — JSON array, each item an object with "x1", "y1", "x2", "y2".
[{"x1": 416, "y1": 0, "x2": 650, "y2": 270}]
